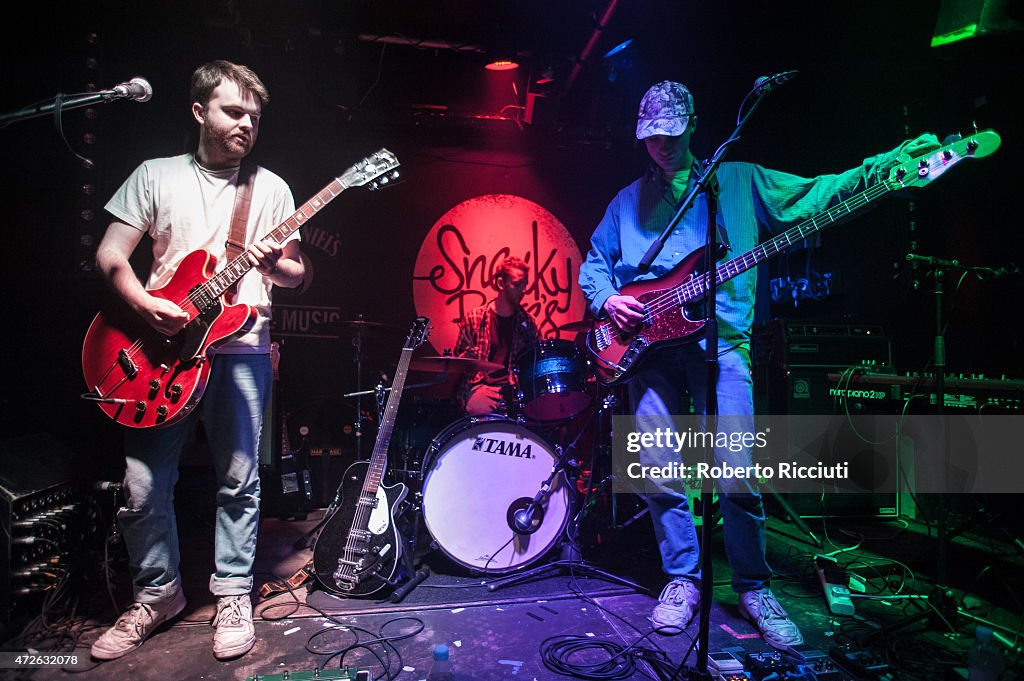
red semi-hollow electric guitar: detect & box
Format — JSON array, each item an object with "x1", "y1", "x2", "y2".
[
  {"x1": 82, "y1": 149, "x2": 400, "y2": 428},
  {"x1": 586, "y1": 130, "x2": 1000, "y2": 385}
]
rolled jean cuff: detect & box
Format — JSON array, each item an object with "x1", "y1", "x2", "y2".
[
  {"x1": 209, "y1": 574, "x2": 253, "y2": 597},
  {"x1": 134, "y1": 574, "x2": 182, "y2": 604}
]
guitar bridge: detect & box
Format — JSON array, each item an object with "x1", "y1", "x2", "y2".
[
  {"x1": 593, "y1": 323, "x2": 613, "y2": 352},
  {"x1": 117, "y1": 349, "x2": 139, "y2": 379}
]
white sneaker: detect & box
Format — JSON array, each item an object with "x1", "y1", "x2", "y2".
[
  {"x1": 91, "y1": 590, "x2": 187, "y2": 660},
  {"x1": 212, "y1": 595, "x2": 255, "y2": 660},
  {"x1": 651, "y1": 578, "x2": 700, "y2": 633},
  {"x1": 738, "y1": 587, "x2": 805, "y2": 651}
]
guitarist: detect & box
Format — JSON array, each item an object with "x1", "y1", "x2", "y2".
[
  {"x1": 90, "y1": 61, "x2": 305, "y2": 662},
  {"x1": 577, "y1": 80, "x2": 938, "y2": 650}
]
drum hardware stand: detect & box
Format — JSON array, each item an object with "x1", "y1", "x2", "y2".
[
  {"x1": 486, "y1": 394, "x2": 648, "y2": 595},
  {"x1": 351, "y1": 316, "x2": 367, "y2": 460},
  {"x1": 344, "y1": 376, "x2": 450, "y2": 480},
  {"x1": 293, "y1": 374, "x2": 393, "y2": 551},
  {"x1": 872, "y1": 254, "x2": 1019, "y2": 642}
]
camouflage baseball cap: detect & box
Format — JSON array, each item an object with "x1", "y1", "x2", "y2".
[{"x1": 636, "y1": 81, "x2": 695, "y2": 140}]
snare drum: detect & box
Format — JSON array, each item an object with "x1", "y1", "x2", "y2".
[
  {"x1": 515, "y1": 339, "x2": 592, "y2": 421},
  {"x1": 420, "y1": 416, "x2": 570, "y2": 573}
]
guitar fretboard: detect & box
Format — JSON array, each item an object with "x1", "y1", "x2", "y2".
[
  {"x1": 362, "y1": 345, "x2": 415, "y2": 498},
  {"x1": 200, "y1": 177, "x2": 350, "y2": 301},
  {"x1": 676, "y1": 179, "x2": 897, "y2": 303}
]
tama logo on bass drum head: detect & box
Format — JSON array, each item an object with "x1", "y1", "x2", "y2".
[{"x1": 472, "y1": 435, "x2": 534, "y2": 459}]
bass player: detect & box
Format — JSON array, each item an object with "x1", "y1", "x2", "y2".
[{"x1": 578, "y1": 80, "x2": 938, "y2": 650}]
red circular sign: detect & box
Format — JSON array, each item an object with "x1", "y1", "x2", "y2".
[{"x1": 413, "y1": 194, "x2": 587, "y2": 353}]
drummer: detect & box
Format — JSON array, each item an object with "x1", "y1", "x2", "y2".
[{"x1": 453, "y1": 256, "x2": 541, "y2": 416}]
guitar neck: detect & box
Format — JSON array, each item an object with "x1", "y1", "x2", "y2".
[
  {"x1": 680, "y1": 178, "x2": 896, "y2": 303},
  {"x1": 205, "y1": 176, "x2": 350, "y2": 297},
  {"x1": 361, "y1": 347, "x2": 415, "y2": 497}
]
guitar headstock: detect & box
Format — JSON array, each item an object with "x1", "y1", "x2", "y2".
[
  {"x1": 338, "y1": 148, "x2": 401, "y2": 190},
  {"x1": 888, "y1": 129, "x2": 1000, "y2": 188},
  {"x1": 404, "y1": 317, "x2": 431, "y2": 351}
]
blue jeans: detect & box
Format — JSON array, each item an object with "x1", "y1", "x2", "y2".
[
  {"x1": 628, "y1": 343, "x2": 771, "y2": 593},
  {"x1": 118, "y1": 353, "x2": 269, "y2": 603}
]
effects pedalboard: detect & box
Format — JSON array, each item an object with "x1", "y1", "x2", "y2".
[
  {"x1": 706, "y1": 646, "x2": 855, "y2": 680},
  {"x1": 245, "y1": 669, "x2": 370, "y2": 681}
]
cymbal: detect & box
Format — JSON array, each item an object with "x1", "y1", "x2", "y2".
[
  {"x1": 558, "y1": 320, "x2": 594, "y2": 333},
  {"x1": 409, "y1": 356, "x2": 504, "y2": 374},
  {"x1": 338, "y1": 320, "x2": 404, "y2": 334}
]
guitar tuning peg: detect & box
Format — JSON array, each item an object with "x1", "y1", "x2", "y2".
[{"x1": 389, "y1": 170, "x2": 400, "y2": 180}]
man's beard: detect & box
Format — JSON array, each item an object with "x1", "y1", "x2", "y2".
[{"x1": 206, "y1": 124, "x2": 252, "y2": 159}]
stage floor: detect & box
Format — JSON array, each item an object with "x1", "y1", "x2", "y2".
[{"x1": 6, "y1": 469, "x2": 1023, "y2": 681}]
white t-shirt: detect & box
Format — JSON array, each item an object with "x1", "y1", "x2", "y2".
[{"x1": 105, "y1": 153, "x2": 298, "y2": 353}]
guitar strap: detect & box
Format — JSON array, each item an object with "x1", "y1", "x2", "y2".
[
  {"x1": 257, "y1": 559, "x2": 315, "y2": 599},
  {"x1": 224, "y1": 161, "x2": 257, "y2": 301}
]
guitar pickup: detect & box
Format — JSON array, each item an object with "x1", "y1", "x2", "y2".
[{"x1": 117, "y1": 349, "x2": 139, "y2": 379}]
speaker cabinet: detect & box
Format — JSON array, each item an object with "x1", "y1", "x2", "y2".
[{"x1": 753, "y1": 320, "x2": 900, "y2": 519}]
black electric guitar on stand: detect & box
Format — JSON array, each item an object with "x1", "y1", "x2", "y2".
[{"x1": 312, "y1": 317, "x2": 431, "y2": 597}]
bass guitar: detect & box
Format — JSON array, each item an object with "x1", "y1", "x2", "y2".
[
  {"x1": 312, "y1": 317, "x2": 431, "y2": 597},
  {"x1": 82, "y1": 149, "x2": 400, "y2": 428},
  {"x1": 587, "y1": 130, "x2": 1001, "y2": 384}
]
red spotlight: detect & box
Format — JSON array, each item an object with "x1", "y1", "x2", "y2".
[{"x1": 485, "y1": 59, "x2": 519, "y2": 71}]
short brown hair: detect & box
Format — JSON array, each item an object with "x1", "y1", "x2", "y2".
[
  {"x1": 495, "y1": 256, "x2": 528, "y2": 284},
  {"x1": 190, "y1": 60, "x2": 269, "y2": 108}
]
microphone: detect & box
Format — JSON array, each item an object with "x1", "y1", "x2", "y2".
[
  {"x1": 753, "y1": 70, "x2": 798, "y2": 96},
  {"x1": 109, "y1": 77, "x2": 153, "y2": 102},
  {"x1": 509, "y1": 492, "x2": 546, "y2": 535},
  {"x1": 513, "y1": 507, "x2": 535, "y2": 533},
  {"x1": 390, "y1": 568, "x2": 429, "y2": 603}
]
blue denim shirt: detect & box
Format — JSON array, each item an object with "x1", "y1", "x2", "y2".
[{"x1": 579, "y1": 148, "x2": 906, "y2": 345}]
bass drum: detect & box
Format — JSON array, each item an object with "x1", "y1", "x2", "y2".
[{"x1": 420, "y1": 416, "x2": 570, "y2": 574}]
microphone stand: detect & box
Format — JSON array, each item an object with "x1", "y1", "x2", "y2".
[
  {"x1": 485, "y1": 395, "x2": 647, "y2": 595},
  {"x1": 875, "y1": 253, "x2": 1020, "y2": 638},
  {"x1": 0, "y1": 90, "x2": 132, "y2": 127}
]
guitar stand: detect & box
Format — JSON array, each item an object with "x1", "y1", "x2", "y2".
[
  {"x1": 486, "y1": 396, "x2": 648, "y2": 596},
  {"x1": 305, "y1": 492, "x2": 429, "y2": 606}
]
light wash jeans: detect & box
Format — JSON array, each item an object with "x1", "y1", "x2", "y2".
[
  {"x1": 118, "y1": 353, "x2": 269, "y2": 603},
  {"x1": 628, "y1": 343, "x2": 771, "y2": 593}
]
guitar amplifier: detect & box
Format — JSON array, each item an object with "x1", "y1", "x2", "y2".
[
  {"x1": 753, "y1": 319, "x2": 892, "y2": 415},
  {"x1": 0, "y1": 434, "x2": 81, "y2": 626},
  {"x1": 752, "y1": 321, "x2": 900, "y2": 519}
]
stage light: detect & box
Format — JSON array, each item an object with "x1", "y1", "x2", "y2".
[
  {"x1": 931, "y1": 0, "x2": 1023, "y2": 46},
  {"x1": 485, "y1": 59, "x2": 519, "y2": 71},
  {"x1": 603, "y1": 38, "x2": 633, "y2": 59}
]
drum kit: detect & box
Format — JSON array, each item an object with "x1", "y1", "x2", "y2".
[{"x1": 321, "y1": 316, "x2": 621, "y2": 578}]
